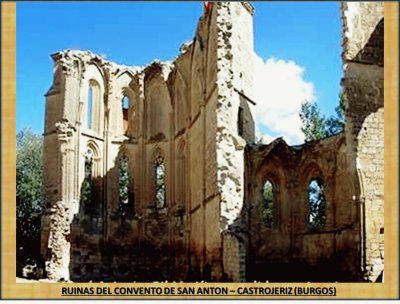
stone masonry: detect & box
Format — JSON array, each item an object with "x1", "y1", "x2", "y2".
[
  {"x1": 341, "y1": 2, "x2": 384, "y2": 282},
  {"x1": 41, "y1": 2, "x2": 384, "y2": 282}
]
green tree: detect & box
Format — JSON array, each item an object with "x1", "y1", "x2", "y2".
[
  {"x1": 118, "y1": 154, "x2": 131, "y2": 216},
  {"x1": 262, "y1": 181, "x2": 275, "y2": 227},
  {"x1": 299, "y1": 101, "x2": 327, "y2": 142},
  {"x1": 16, "y1": 128, "x2": 44, "y2": 273},
  {"x1": 299, "y1": 93, "x2": 345, "y2": 142},
  {"x1": 80, "y1": 151, "x2": 93, "y2": 213},
  {"x1": 325, "y1": 93, "x2": 345, "y2": 136},
  {"x1": 155, "y1": 158, "x2": 166, "y2": 209},
  {"x1": 308, "y1": 179, "x2": 326, "y2": 230}
]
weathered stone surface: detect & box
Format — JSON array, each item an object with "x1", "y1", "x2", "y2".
[
  {"x1": 341, "y1": 2, "x2": 384, "y2": 65},
  {"x1": 41, "y1": 2, "x2": 383, "y2": 282},
  {"x1": 341, "y1": 2, "x2": 384, "y2": 282},
  {"x1": 245, "y1": 135, "x2": 362, "y2": 281}
]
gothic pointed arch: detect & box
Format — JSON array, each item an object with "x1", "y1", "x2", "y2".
[
  {"x1": 82, "y1": 63, "x2": 106, "y2": 134},
  {"x1": 150, "y1": 146, "x2": 166, "y2": 209},
  {"x1": 80, "y1": 141, "x2": 102, "y2": 215},
  {"x1": 260, "y1": 172, "x2": 280, "y2": 228},
  {"x1": 86, "y1": 140, "x2": 101, "y2": 177},
  {"x1": 116, "y1": 151, "x2": 134, "y2": 216},
  {"x1": 303, "y1": 162, "x2": 327, "y2": 230},
  {"x1": 114, "y1": 70, "x2": 136, "y2": 136}
]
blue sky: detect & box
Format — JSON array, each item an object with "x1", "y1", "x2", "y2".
[
  {"x1": 253, "y1": 2, "x2": 342, "y2": 110},
  {"x1": 17, "y1": 2, "x2": 342, "y2": 144}
]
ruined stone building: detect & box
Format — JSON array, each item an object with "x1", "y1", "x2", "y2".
[{"x1": 41, "y1": 2, "x2": 384, "y2": 282}]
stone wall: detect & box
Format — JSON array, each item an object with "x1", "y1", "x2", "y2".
[
  {"x1": 245, "y1": 135, "x2": 361, "y2": 281},
  {"x1": 214, "y1": 2, "x2": 255, "y2": 282},
  {"x1": 41, "y1": 2, "x2": 256, "y2": 282},
  {"x1": 242, "y1": 1, "x2": 384, "y2": 281},
  {"x1": 341, "y1": 2, "x2": 384, "y2": 282},
  {"x1": 41, "y1": 2, "x2": 383, "y2": 283}
]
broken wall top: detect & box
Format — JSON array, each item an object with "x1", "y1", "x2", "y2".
[{"x1": 341, "y1": 2, "x2": 384, "y2": 66}]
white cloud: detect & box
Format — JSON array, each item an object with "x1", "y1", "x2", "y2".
[{"x1": 252, "y1": 54, "x2": 316, "y2": 145}]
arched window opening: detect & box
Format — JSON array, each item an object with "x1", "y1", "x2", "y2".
[
  {"x1": 87, "y1": 87, "x2": 93, "y2": 129},
  {"x1": 86, "y1": 79, "x2": 102, "y2": 133},
  {"x1": 308, "y1": 178, "x2": 326, "y2": 230},
  {"x1": 122, "y1": 95, "x2": 129, "y2": 135},
  {"x1": 262, "y1": 180, "x2": 276, "y2": 227},
  {"x1": 81, "y1": 149, "x2": 94, "y2": 212},
  {"x1": 155, "y1": 157, "x2": 166, "y2": 209},
  {"x1": 118, "y1": 154, "x2": 132, "y2": 215}
]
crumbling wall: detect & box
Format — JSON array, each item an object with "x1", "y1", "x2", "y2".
[
  {"x1": 245, "y1": 135, "x2": 360, "y2": 281},
  {"x1": 241, "y1": 1, "x2": 384, "y2": 283},
  {"x1": 42, "y1": 51, "x2": 144, "y2": 281},
  {"x1": 214, "y1": 2, "x2": 255, "y2": 282},
  {"x1": 42, "y1": 2, "x2": 257, "y2": 282},
  {"x1": 42, "y1": 53, "x2": 83, "y2": 281},
  {"x1": 42, "y1": 50, "x2": 187, "y2": 282},
  {"x1": 341, "y1": 2, "x2": 384, "y2": 282},
  {"x1": 41, "y1": 1, "x2": 383, "y2": 283}
]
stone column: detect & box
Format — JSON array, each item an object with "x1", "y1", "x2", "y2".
[{"x1": 42, "y1": 120, "x2": 77, "y2": 281}]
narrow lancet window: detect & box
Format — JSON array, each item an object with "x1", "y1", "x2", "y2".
[
  {"x1": 118, "y1": 154, "x2": 131, "y2": 215},
  {"x1": 262, "y1": 180, "x2": 276, "y2": 227},
  {"x1": 308, "y1": 178, "x2": 326, "y2": 229},
  {"x1": 155, "y1": 157, "x2": 166, "y2": 208},
  {"x1": 122, "y1": 96, "x2": 129, "y2": 135},
  {"x1": 87, "y1": 87, "x2": 93, "y2": 129},
  {"x1": 81, "y1": 149, "x2": 94, "y2": 211}
]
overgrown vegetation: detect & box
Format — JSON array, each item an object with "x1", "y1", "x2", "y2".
[
  {"x1": 299, "y1": 93, "x2": 341, "y2": 229},
  {"x1": 81, "y1": 150, "x2": 94, "y2": 213},
  {"x1": 262, "y1": 180, "x2": 275, "y2": 227},
  {"x1": 16, "y1": 128, "x2": 44, "y2": 276},
  {"x1": 299, "y1": 93, "x2": 345, "y2": 142},
  {"x1": 308, "y1": 179, "x2": 327, "y2": 230},
  {"x1": 118, "y1": 154, "x2": 132, "y2": 216},
  {"x1": 155, "y1": 158, "x2": 166, "y2": 209}
]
